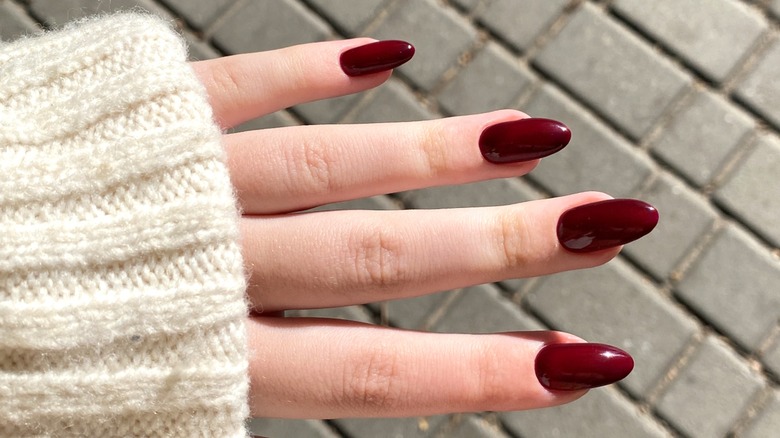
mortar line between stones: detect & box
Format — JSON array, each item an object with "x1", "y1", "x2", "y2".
[{"x1": 730, "y1": 386, "x2": 774, "y2": 437}]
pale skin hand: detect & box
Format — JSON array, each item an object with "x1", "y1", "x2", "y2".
[{"x1": 192, "y1": 39, "x2": 621, "y2": 419}]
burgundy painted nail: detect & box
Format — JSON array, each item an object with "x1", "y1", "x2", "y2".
[
  {"x1": 557, "y1": 199, "x2": 659, "y2": 253},
  {"x1": 340, "y1": 40, "x2": 415, "y2": 76},
  {"x1": 535, "y1": 343, "x2": 634, "y2": 391},
  {"x1": 478, "y1": 118, "x2": 571, "y2": 164}
]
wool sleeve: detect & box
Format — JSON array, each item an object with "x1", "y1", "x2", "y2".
[{"x1": 0, "y1": 14, "x2": 249, "y2": 437}]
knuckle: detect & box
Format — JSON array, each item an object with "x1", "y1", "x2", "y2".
[
  {"x1": 470, "y1": 343, "x2": 515, "y2": 406},
  {"x1": 286, "y1": 135, "x2": 334, "y2": 194},
  {"x1": 417, "y1": 123, "x2": 452, "y2": 178},
  {"x1": 209, "y1": 61, "x2": 243, "y2": 101},
  {"x1": 494, "y1": 210, "x2": 533, "y2": 270},
  {"x1": 341, "y1": 346, "x2": 401, "y2": 411},
  {"x1": 345, "y1": 224, "x2": 407, "y2": 290}
]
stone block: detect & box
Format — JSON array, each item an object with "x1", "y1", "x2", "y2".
[
  {"x1": 533, "y1": 3, "x2": 690, "y2": 139},
  {"x1": 655, "y1": 336, "x2": 763, "y2": 438},
  {"x1": 211, "y1": 0, "x2": 330, "y2": 54},
  {"x1": 305, "y1": 0, "x2": 387, "y2": 35},
  {"x1": 735, "y1": 40, "x2": 780, "y2": 130},
  {"x1": 477, "y1": 0, "x2": 568, "y2": 52},
  {"x1": 676, "y1": 224, "x2": 780, "y2": 351},
  {"x1": 612, "y1": 0, "x2": 767, "y2": 82},
  {"x1": 432, "y1": 284, "x2": 543, "y2": 333},
  {"x1": 503, "y1": 388, "x2": 668, "y2": 438},
  {"x1": 715, "y1": 134, "x2": 780, "y2": 247},
  {"x1": 651, "y1": 90, "x2": 755, "y2": 187},
  {"x1": 438, "y1": 42, "x2": 535, "y2": 115}
]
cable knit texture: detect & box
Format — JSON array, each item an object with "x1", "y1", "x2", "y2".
[{"x1": 0, "y1": 14, "x2": 249, "y2": 437}]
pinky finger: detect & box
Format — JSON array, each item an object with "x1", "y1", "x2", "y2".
[{"x1": 247, "y1": 317, "x2": 633, "y2": 419}]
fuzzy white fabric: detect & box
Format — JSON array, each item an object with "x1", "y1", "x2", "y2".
[{"x1": 0, "y1": 14, "x2": 249, "y2": 437}]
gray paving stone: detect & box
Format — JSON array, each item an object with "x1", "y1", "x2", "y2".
[
  {"x1": 623, "y1": 172, "x2": 718, "y2": 280},
  {"x1": 735, "y1": 40, "x2": 780, "y2": 130},
  {"x1": 523, "y1": 84, "x2": 654, "y2": 197},
  {"x1": 762, "y1": 334, "x2": 780, "y2": 379},
  {"x1": 526, "y1": 259, "x2": 698, "y2": 398},
  {"x1": 655, "y1": 336, "x2": 764, "y2": 438},
  {"x1": 438, "y1": 42, "x2": 535, "y2": 115},
  {"x1": 247, "y1": 418, "x2": 339, "y2": 438},
  {"x1": 651, "y1": 90, "x2": 755, "y2": 188},
  {"x1": 231, "y1": 110, "x2": 300, "y2": 133},
  {"x1": 371, "y1": 0, "x2": 477, "y2": 90},
  {"x1": 534, "y1": 3, "x2": 691, "y2": 140},
  {"x1": 612, "y1": 0, "x2": 767, "y2": 83},
  {"x1": 305, "y1": 0, "x2": 387, "y2": 35},
  {"x1": 744, "y1": 390, "x2": 780, "y2": 438},
  {"x1": 477, "y1": 0, "x2": 568, "y2": 52},
  {"x1": 158, "y1": 0, "x2": 232, "y2": 30},
  {"x1": 432, "y1": 284, "x2": 543, "y2": 333},
  {"x1": 716, "y1": 134, "x2": 780, "y2": 247},
  {"x1": 384, "y1": 290, "x2": 455, "y2": 330},
  {"x1": 28, "y1": 0, "x2": 169, "y2": 27},
  {"x1": 295, "y1": 93, "x2": 363, "y2": 124},
  {"x1": 311, "y1": 194, "x2": 400, "y2": 212},
  {"x1": 288, "y1": 305, "x2": 375, "y2": 323},
  {"x1": 335, "y1": 415, "x2": 447, "y2": 438},
  {"x1": 211, "y1": 0, "x2": 330, "y2": 54},
  {"x1": 441, "y1": 415, "x2": 510, "y2": 438},
  {"x1": 399, "y1": 177, "x2": 540, "y2": 209},
  {"x1": 676, "y1": 224, "x2": 780, "y2": 352},
  {"x1": 0, "y1": 0, "x2": 40, "y2": 40},
  {"x1": 349, "y1": 79, "x2": 434, "y2": 123},
  {"x1": 503, "y1": 388, "x2": 669, "y2": 438}
]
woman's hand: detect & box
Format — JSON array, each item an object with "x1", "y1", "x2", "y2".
[{"x1": 192, "y1": 38, "x2": 656, "y2": 419}]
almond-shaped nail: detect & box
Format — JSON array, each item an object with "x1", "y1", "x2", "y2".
[
  {"x1": 479, "y1": 118, "x2": 571, "y2": 164},
  {"x1": 535, "y1": 343, "x2": 634, "y2": 391},
  {"x1": 557, "y1": 199, "x2": 659, "y2": 253},
  {"x1": 340, "y1": 40, "x2": 415, "y2": 76}
]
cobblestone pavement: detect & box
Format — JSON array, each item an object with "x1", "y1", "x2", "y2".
[{"x1": 3, "y1": 0, "x2": 779, "y2": 437}]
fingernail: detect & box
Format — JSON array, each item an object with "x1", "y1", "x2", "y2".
[
  {"x1": 557, "y1": 199, "x2": 658, "y2": 253},
  {"x1": 478, "y1": 118, "x2": 571, "y2": 164},
  {"x1": 535, "y1": 343, "x2": 634, "y2": 391},
  {"x1": 340, "y1": 40, "x2": 415, "y2": 76}
]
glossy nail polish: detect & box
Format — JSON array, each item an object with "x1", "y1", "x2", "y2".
[
  {"x1": 340, "y1": 40, "x2": 415, "y2": 76},
  {"x1": 478, "y1": 118, "x2": 571, "y2": 164},
  {"x1": 535, "y1": 343, "x2": 634, "y2": 391},
  {"x1": 557, "y1": 199, "x2": 658, "y2": 253}
]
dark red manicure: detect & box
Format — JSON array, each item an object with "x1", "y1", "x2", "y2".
[
  {"x1": 340, "y1": 40, "x2": 415, "y2": 76},
  {"x1": 557, "y1": 199, "x2": 658, "y2": 253},
  {"x1": 535, "y1": 343, "x2": 634, "y2": 391},
  {"x1": 479, "y1": 118, "x2": 571, "y2": 164}
]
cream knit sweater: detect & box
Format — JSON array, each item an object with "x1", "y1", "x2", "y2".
[{"x1": 0, "y1": 14, "x2": 249, "y2": 437}]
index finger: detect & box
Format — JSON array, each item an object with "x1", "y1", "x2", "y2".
[{"x1": 192, "y1": 39, "x2": 394, "y2": 128}]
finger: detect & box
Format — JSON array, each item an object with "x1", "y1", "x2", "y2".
[
  {"x1": 247, "y1": 318, "x2": 633, "y2": 418},
  {"x1": 243, "y1": 192, "x2": 652, "y2": 312},
  {"x1": 225, "y1": 111, "x2": 568, "y2": 214},
  {"x1": 192, "y1": 39, "x2": 392, "y2": 128}
]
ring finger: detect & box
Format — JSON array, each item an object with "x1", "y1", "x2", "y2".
[{"x1": 242, "y1": 193, "x2": 659, "y2": 312}]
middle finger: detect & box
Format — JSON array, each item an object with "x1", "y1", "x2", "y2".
[{"x1": 224, "y1": 110, "x2": 570, "y2": 214}]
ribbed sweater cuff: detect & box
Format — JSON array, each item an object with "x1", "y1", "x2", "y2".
[{"x1": 0, "y1": 14, "x2": 249, "y2": 437}]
